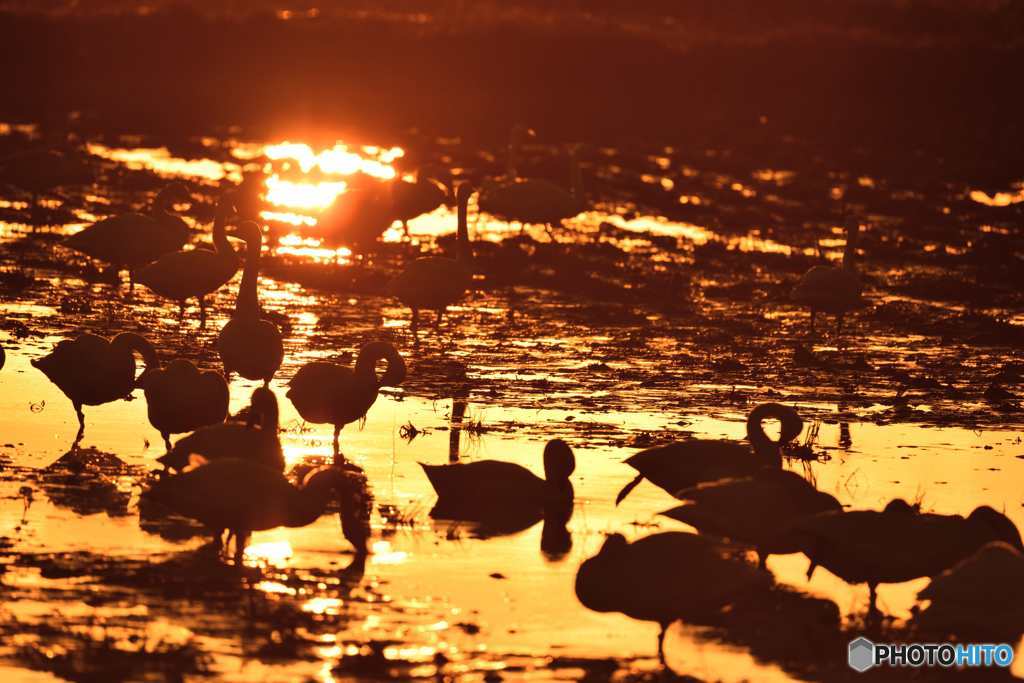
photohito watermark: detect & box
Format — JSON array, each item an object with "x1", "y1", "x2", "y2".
[{"x1": 848, "y1": 637, "x2": 1015, "y2": 673}]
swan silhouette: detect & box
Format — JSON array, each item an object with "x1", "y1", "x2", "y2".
[
  {"x1": 286, "y1": 341, "x2": 406, "y2": 456},
  {"x1": 158, "y1": 386, "x2": 282, "y2": 472},
  {"x1": 915, "y1": 541, "x2": 1024, "y2": 638},
  {"x1": 391, "y1": 183, "x2": 474, "y2": 331},
  {"x1": 137, "y1": 359, "x2": 229, "y2": 451},
  {"x1": 792, "y1": 218, "x2": 865, "y2": 336},
  {"x1": 479, "y1": 129, "x2": 585, "y2": 230},
  {"x1": 575, "y1": 532, "x2": 770, "y2": 666},
  {"x1": 317, "y1": 184, "x2": 395, "y2": 249},
  {"x1": 135, "y1": 194, "x2": 242, "y2": 325},
  {"x1": 391, "y1": 169, "x2": 447, "y2": 234},
  {"x1": 421, "y1": 439, "x2": 575, "y2": 527},
  {"x1": 615, "y1": 403, "x2": 803, "y2": 505},
  {"x1": 216, "y1": 220, "x2": 283, "y2": 384},
  {"x1": 145, "y1": 459, "x2": 371, "y2": 563},
  {"x1": 661, "y1": 469, "x2": 841, "y2": 569},
  {"x1": 790, "y1": 499, "x2": 1023, "y2": 613},
  {"x1": 32, "y1": 332, "x2": 158, "y2": 443},
  {"x1": 64, "y1": 183, "x2": 192, "y2": 290}
]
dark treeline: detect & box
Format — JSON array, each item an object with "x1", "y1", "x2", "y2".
[{"x1": 0, "y1": 4, "x2": 1022, "y2": 185}]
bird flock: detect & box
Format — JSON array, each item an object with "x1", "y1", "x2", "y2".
[{"x1": 2, "y1": 131, "x2": 1022, "y2": 672}]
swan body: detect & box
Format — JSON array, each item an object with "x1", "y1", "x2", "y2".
[
  {"x1": 421, "y1": 439, "x2": 575, "y2": 523},
  {"x1": 135, "y1": 194, "x2": 240, "y2": 323},
  {"x1": 64, "y1": 183, "x2": 192, "y2": 288},
  {"x1": 31, "y1": 332, "x2": 157, "y2": 441},
  {"x1": 661, "y1": 469, "x2": 841, "y2": 568},
  {"x1": 137, "y1": 359, "x2": 229, "y2": 451},
  {"x1": 479, "y1": 129, "x2": 584, "y2": 227},
  {"x1": 391, "y1": 173, "x2": 447, "y2": 230},
  {"x1": 317, "y1": 185, "x2": 395, "y2": 248},
  {"x1": 793, "y1": 220, "x2": 864, "y2": 335},
  {"x1": 216, "y1": 220, "x2": 283, "y2": 383},
  {"x1": 286, "y1": 341, "x2": 406, "y2": 455},
  {"x1": 615, "y1": 403, "x2": 804, "y2": 505},
  {"x1": 159, "y1": 386, "x2": 282, "y2": 472},
  {"x1": 575, "y1": 532, "x2": 769, "y2": 663},
  {"x1": 392, "y1": 183, "x2": 474, "y2": 330},
  {"x1": 791, "y1": 499, "x2": 1023, "y2": 612},
  {"x1": 915, "y1": 541, "x2": 1024, "y2": 638},
  {"x1": 145, "y1": 459, "x2": 370, "y2": 561}
]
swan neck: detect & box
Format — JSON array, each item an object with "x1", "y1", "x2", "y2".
[
  {"x1": 114, "y1": 333, "x2": 159, "y2": 380},
  {"x1": 212, "y1": 211, "x2": 233, "y2": 256},
  {"x1": 842, "y1": 224, "x2": 860, "y2": 271},
  {"x1": 507, "y1": 129, "x2": 522, "y2": 180},
  {"x1": 355, "y1": 342, "x2": 406, "y2": 388},
  {"x1": 569, "y1": 151, "x2": 583, "y2": 199},
  {"x1": 456, "y1": 186, "x2": 472, "y2": 263},
  {"x1": 235, "y1": 231, "x2": 262, "y2": 318}
]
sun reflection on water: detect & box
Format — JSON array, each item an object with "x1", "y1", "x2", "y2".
[{"x1": 243, "y1": 540, "x2": 294, "y2": 568}]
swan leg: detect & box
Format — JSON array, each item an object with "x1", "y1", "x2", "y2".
[
  {"x1": 836, "y1": 313, "x2": 845, "y2": 339},
  {"x1": 162, "y1": 432, "x2": 172, "y2": 453},
  {"x1": 332, "y1": 425, "x2": 341, "y2": 458},
  {"x1": 657, "y1": 622, "x2": 668, "y2": 667},
  {"x1": 435, "y1": 309, "x2": 443, "y2": 330},
  {"x1": 402, "y1": 219, "x2": 410, "y2": 238},
  {"x1": 757, "y1": 551, "x2": 767, "y2": 571},
  {"x1": 411, "y1": 307, "x2": 419, "y2": 332},
  {"x1": 234, "y1": 529, "x2": 250, "y2": 565},
  {"x1": 199, "y1": 297, "x2": 208, "y2": 329},
  {"x1": 73, "y1": 403, "x2": 85, "y2": 446},
  {"x1": 868, "y1": 582, "x2": 879, "y2": 615},
  {"x1": 128, "y1": 270, "x2": 135, "y2": 294},
  {"x1": 808, "y1": 308, "x2": 817, "y2": 336},
  {"x1": 178, "y1": 301, "x2": 186, "y2": 323}
]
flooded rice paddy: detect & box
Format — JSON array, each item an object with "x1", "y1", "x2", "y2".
[{"x1": 0, "y1": 124, "x2": 1022, "y2": 681}]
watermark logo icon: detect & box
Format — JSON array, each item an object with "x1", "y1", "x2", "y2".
[
  {"x1": 848, "y1": 637, "x2": 1014, "y2": 672},
  {"x1": 848, "y1": 637, "x2": 875, "y2": 673}
]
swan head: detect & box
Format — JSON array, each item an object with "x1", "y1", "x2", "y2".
[
  {"x1": 543, "y1": 439, "x2": 576, "y2": 484},
  {"x1": 227, "y1": 219, "x2": 263, "y2": 246},
  {"x1": 156, "y1": 183, "x2": 192, "y2": 210},
  {"x1": 966, "y1": 506, "x2": 1023, "y2": 551}
]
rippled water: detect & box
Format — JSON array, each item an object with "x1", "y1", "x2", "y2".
[{"x1": 1, "y1": 126, "x2": 1022, "y2": 681}]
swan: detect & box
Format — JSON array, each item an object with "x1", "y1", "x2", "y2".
[
  {"x1": 391, "y1": 169, "x2": 448, "y2": 234},
  {"x1": 64, "y1": 183, "x2": 192, "y2": 290},
  {"x1": 420, "y1": 439, "x2": 575, "y2": 524},
  {"x1": 144, "y1": 459, "x2": 371, "y2": 563},
  {"x1": 316, "y1": 184, "x2": 396, "y2": 250},
  {"x1": 215, "y1": 220, "x2": 283, "y2": 384},
  {"x1": 615, "y1": 403, "x2": 803, "y2": 505},
  {"x1": 158, "y1": 386, "x2": 282, "y2": 472},
  {"x1": 790, "y1": 499, "x2": 1023, "y2": 613},
  {"x1": 134, "y1": 194, "x2": 242, "y2": 325},
  {"x1": 915, "y1": 541, "x2": 1024, "y2": 638},
  {"x1": 479, "y1": 131, "x2": 585, "y2": 230},
  {"x1": 286, "y1": 341, "x2": 406, "y2": 456},
  {"x1": 792, "y1": 218, "x2": 865, "y2": 336},
  {"x1": 575, "y1": 532, "x2": 770, "y2": 666},
  {"x1": 32, "y1": 332, "x2": 157, "y2": 443},
  {"x1": 137, "y1": 359, "x2": 230, "y2": 451},
  {"x1": 660, "y1": 469, "x2": 841, "y2": 569},
  {"x1": 391, "y1": 183, "x2": 474, "y2": 331}
]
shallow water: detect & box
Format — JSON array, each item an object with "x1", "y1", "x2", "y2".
[{"x1": 1, "y1": 127, "x2": 1023, "y2": 681}]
